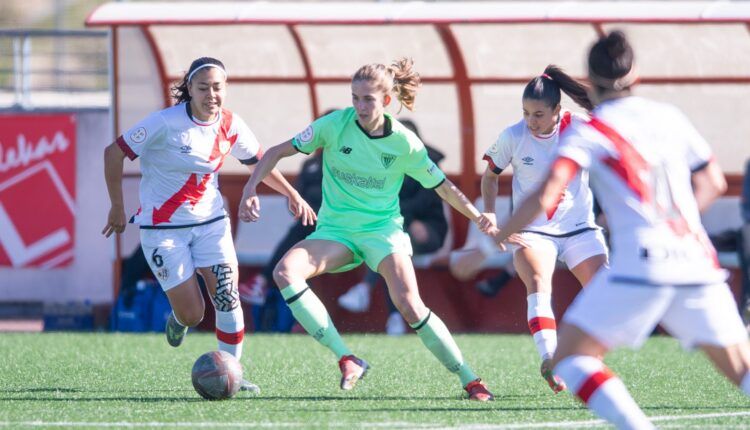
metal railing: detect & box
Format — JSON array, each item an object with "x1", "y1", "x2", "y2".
[{"x1": 0, "y1": 29, "x2": 109, "y2": 109}]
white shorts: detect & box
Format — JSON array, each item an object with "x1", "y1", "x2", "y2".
[
  {"x1": 564, "y1": 269, "x2": 749, "y2": 350},
  {"x1": 514, "y1": 229, "x2": 608, "y2": 269},
  {"x1": 139, "y1": 217, "x2": 238, "y2": 291}
]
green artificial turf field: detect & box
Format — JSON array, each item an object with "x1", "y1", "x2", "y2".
[{"x1": 0, "y1": 333, "x2": 748, "y2": 429}]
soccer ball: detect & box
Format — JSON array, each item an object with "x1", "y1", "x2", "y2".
[{"x1": 191, "y1": 350, "x2": 243, "y2": 400}]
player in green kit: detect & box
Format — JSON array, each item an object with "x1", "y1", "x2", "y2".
[{"x1": 241, "y1": 58, "x2": 496, "y2": 401}]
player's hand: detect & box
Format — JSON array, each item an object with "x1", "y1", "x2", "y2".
[
  {"x1": 477, "y1": 212, "x2": 497, "y2": 234},
  {"x1": 506, "y1": 233, "x2": 529, "y2": 249},
  {"x1": 239, "y1": 190, "x2": 261, "y2": 222},
  {"x1": 102, "y1": 205, "x2": 126, "y2": 238},
  {"x1": 493, "y1": 231, "x2": 529, "y2": 252},
  {"x1": 288, "y1": 193, "x2": 317, "y2": 226}
]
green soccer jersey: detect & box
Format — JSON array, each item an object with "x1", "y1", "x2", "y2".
[{"x1": 292, "y1": 107, "x2": 446, "y2": 231}]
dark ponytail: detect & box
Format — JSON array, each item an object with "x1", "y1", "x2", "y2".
[
  {"x1": 170, "y1": 57, "x2": 226, "y2": 104},
  {"x1": 522, "y1": 64, "x2": 593, "y2": 111},
  {"x1": 588, "y1": 30, "x2": 637, "y2": 91}
]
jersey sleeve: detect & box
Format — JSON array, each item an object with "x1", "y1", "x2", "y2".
[
  {"x1": 117, "y1": 111, "x2": 167, "y2": 160},
  {"x1": 291, "y1": 111, "x2": 336, "y2": 154},
  {"x1": 403, "y1": 136, "x2": 446, "y2": 189},
  {"x1": 671, "y1": 108, "x2": 713, "y2": 172},
  {"x1": 229, "y1": 114, "x2": 262, "y2": 165},
  {"x1": 482, "y1": 128, "x2": 514, "y2": 174}
]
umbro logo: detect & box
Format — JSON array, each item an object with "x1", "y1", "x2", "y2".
[
  {"x1": 180, "y1": 145, "x2": 192, "y2": 154},
  {"x1": 340, "y1": 146, "x2": 352, "y2": 154},
  {"x1": 522, "y1": 156, "x2": 534, "y2": 165}
]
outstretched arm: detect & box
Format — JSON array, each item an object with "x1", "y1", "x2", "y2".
[
  {"x1": 434, "y1": 178, "x2": 482, "y2": 223},
  {"x1": 239, "y1": 140, "x2": 314, "y2": 223},
  {"x1": 248, "y1": 162, "x2": 317, "y2": 226},
  {"x1": 494, "y1": 157, "x2": 578, "y2": 244}
]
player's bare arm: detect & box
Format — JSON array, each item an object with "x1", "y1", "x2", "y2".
[
  {"x1": 478, "y1": 166, "x2": 500, "y2": 232},
  {"x1": 692, "y1": 159, "x2": 727, "y2": 213},
  {"x1": 239, "y1": 139, "x2": 302, "y2": 223},
  {"x1": 245, "y1": 162, "x2": 316, "y2": 226},
  {"x1": 493, "y1": 157, "x2": 578, "y2": 246},
  {"x1": 102, "y1": 141, "x2": 127, "y2": 238}
]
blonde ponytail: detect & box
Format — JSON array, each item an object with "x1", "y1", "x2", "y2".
[{"x1": 352, "y1": 57, "x2": 421, "y2": 111}]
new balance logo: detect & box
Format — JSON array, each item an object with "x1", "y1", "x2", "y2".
[{"x1": 340, "y1": 146, "x2": 353, "y2": 154}]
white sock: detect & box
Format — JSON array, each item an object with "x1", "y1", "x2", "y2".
[
  {"x1": 527, "y1": 292, "x2": 556, "y2": 360},
  {"x1": 556, "y1": 355, "x2": 654, "y2": 430},
  {"x1": 215, "y1": 307, "x2": 244, "y2": 359},
  {"x1": 741, "y1": 372, "x2": 750, "y2": 395}
]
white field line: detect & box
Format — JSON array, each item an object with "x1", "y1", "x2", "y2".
[{"x1": 1, "y1": 412, "x2": 750, "y2": 429}]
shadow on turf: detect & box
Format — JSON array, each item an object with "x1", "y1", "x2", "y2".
[{"x1": 0, "y1": 388, "x2": 85, "y2": 393}]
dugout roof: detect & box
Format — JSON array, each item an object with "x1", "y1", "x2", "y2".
[{"x1": 87, "y1": 1, "x2": 750, "y2": 183}]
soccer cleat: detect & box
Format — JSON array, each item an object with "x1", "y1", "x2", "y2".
[
  {"x1": 338, "y1": 354, "x2": 369, "y2": 390},
  {"x1": 540, "y1": 358, "x2": 566, "y2": 393},
  {"x1": 239, "y1": 378, "x2": 261, "y2": 394},
  {"x1": 337, "y1": 282, "x2": 371, "y2": 313},
  {"x1": 165, "y1": 312, "x2": 188, "y2": 347},
  {"x1": 464, "y1": 379, "x2": 494, "y2": 401}
]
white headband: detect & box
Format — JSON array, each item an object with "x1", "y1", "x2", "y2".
[
  {"x1": 187, "y1": 63, "x2": 227, "y2": 83},
  {"x1": 588, "y1": 66, "x2": 639, "y2": 91}
]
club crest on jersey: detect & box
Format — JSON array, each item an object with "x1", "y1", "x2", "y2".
[
  {"x1": 130, "y1": 127, "x2": 147, "y2": 143},
  {"x1": 381, "y1": 153, "x2": 397, "y2": 169},
  {"x1": 297, "y1": 125, "x2": 314, "y2": 144},
  {"x1": 522, "y1": 156, "x2": 534, "y2": 165},
  {"x1": 219, "y1": 140, "x2": 231, "y2": 155}
]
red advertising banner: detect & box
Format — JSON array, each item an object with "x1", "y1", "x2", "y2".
[{"x1": 0, "y1": 114, "x2": 76, "y2": 268}]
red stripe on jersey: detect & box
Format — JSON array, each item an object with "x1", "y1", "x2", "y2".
[
  {"x1": 216, "y1": 328, "x2": 244, "y2": 345},
  {"x1": 151, "y1": 109, "x2": 239, "y2": 225},
  {"x1": 588, "y1": 117, "x2": 651, "y2": 203},
  {"x1": 528, "y1": 316, "x2": 556, "y2": 334},
  {"x1": 152, "y1": 173, "x2": 211, "y2": 225},
  {"x1": 209, "y1": 108, "x2": 239, "y2": 171},
  {"x1": 577, "y1": 368, "x2": 615, "y2": 404},
  {"x1": 116, "y1": 135, "x2": 137, "y2": 160},
  {"x1": 559, "y1": 111, "x2": 572, "y2": 134},
  {"x1": 482, "y1": 154, "x2": 502, "y2": 174}
]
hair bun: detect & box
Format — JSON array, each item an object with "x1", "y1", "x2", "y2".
[{"x1": 605, "y1": 31, "x2": 629, "y2": 59}]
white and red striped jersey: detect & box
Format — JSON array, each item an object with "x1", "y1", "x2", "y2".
[
  {"x1": 117, "y1": 104, "x2": 261, "y2": 228},
  {"x1": 483, "y1": 111, "x2": 598, "y2": 236},
  {"x1": 558, "y1": 96, "x2": 726, "y2": 285}
]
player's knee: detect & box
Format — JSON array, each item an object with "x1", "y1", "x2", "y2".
[
  {"x1": 272, "y1": 260, "x2": 295, "y2": 289},
  {"x1": 211, "y1": 263, "x2": 239, "y2": 312}
]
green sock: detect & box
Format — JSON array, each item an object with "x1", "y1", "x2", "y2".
[
  {"x1": 281, "y1": 282, "x2": 352, "y2": 359},
  {"x1": 411, "y1": 310, "x2": 478, "y2": 387}
]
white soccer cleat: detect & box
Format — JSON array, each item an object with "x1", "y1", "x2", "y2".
[{"x1": 337, "y1": 282, "x2": 371, "y2": 313}]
